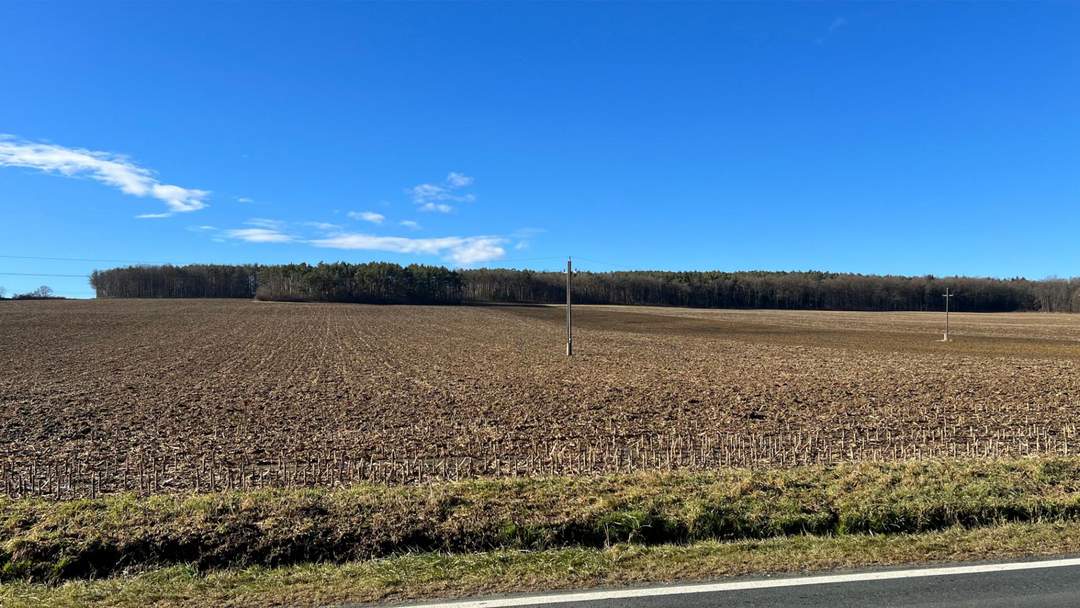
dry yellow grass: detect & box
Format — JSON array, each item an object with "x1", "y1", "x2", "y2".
[{"x1": 6, "y1": 520, "x2": 1080, "y2": 608}]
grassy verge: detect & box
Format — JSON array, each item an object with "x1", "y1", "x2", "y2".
[
  {"x1": 5, "y1": 519, "x2": 1080, "y2": 608},
  {"x1": 5, "y1": 456, "x2": 1080, "y2": 582}
]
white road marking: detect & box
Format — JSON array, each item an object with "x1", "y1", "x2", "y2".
[{"x1": 398, "y1": 557, "x2": 1080, "y2": 607}]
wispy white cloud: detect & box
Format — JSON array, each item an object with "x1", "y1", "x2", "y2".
[
  {"x1": 510, "y1": 227, "x2": 545, "y2": 250},
  {"x1": 221, "y1": 213, "x2": 506, "y2": 264},
  {"x1": 421, "y1": 202, "x2": 455, "y2": 213},
  {"x1": 246, "y1": 218, "x2": 286, "y2": 230},
  {"x1": 409, "y1": 172, "x2": 476, "y2": 213},
  {"x1": 225, "y1": 227, "x2": 294, "y2": 243},
  {"x1": 816, "y1": 17, "x2": 848, "y2": 44},
  {"x1": 223, "y1": 218, "x2": 295, "y2": 243},
  {"x1": 0, "y1": 135, "x2": 208, "y2": 216},
  {"x1": 236, "y1": 196, "x2": 254, "y2": 204},
  {"x1": 311, "y1": 233, "x2": 506, "y2": 265},
  {"x1": 304, "y1": 221, "x2": 342, "y2": 231},
  {"x1": 446, "y1": 172, "x2": 474, "y2": 188},
  {"x1": 347, "y1": 210, "x2": 385, "y2": 224},
  {"x1": 511, "y1": 227, "x2": 545, "y2": 238}
]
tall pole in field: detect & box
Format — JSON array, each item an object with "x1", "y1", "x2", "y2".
[
  {"x1": 942, "y1": 287, "x2": 954, "y2": 342},
  {"x1": 566, "y1": 257, "x2": 573, "y2": 356}
]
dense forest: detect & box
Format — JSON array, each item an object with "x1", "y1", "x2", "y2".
[
  {"x1": 89, "y1": 263, "x2": 1080, "y2": 312},
  {"x1": 90, "y1": 263, "x2": 461, "y2": 304},
  {"x1": 89, "y1": 265, "x2": 258, "y2": 299}
]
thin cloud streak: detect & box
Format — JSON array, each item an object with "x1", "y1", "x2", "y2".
[
  {"x1": 246, "y1": 218, "x2": 286, "y2": 229},
  {"x1": 347, "y1": 211, "x2": 385, "y2": 224},
  {"x1": 220, "y1": 217, "x2": 504, "y2": 264},
  {"x1": 0, "y1": 135, "x2": 209, "y2": 216},
  {"x1": 304, "y1": 221, "x2": 342, "y2": 231},
  {"x1": 226, "y1": 227, "x2": 294, "y2": 243},
  {"x1": 816, "y1": 16, "x2": 848, "y2": 45},
  {"x1": 311, "y1": 232, "x2": 506, "y2": 265}
]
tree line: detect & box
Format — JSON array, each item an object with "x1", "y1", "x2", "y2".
[
  {"x1": 255, "y1": 263, "x2": 462, "y2": 304},
  {"x1": 89, "y1": 263, "x2": 1080, "y2": 312},
  {"x1": 0, "y1": 285, "x2": 63, "y2": 300},
  {"x1": 91, "y1": 263, "x2": 462, "y2": 304}
]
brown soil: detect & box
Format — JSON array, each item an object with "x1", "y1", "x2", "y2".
[{"x1": 2, "y1": 299, "x2": 1079, "y2": 494}]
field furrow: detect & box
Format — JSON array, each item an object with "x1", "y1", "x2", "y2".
[{"x1": 3, "y1": 299, "x2": 1080, "y2": 497}]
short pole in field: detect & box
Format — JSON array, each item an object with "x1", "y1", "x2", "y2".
[
  {"x1": 566, "y1": 256, "x2": 573, "y2": 356},
  {"x1": 940, "y1": 288, "x2": 954, "y2": 342}
]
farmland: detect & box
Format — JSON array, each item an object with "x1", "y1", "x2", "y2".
[{"x1": 3, "y1": 299, "x2": 1080, "y2": 497}]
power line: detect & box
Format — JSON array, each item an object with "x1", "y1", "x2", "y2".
[
  {"x1": 573, "y1": 257, "x2": 643, "y2": 272},
  {"x1": 0, "y1": 272, "x2": 91, "y2": 278},
  {"x1": 484, "y1": 255, "x2": 566, "y2": 265},
  {"x1": 574, "y1": 256, "x2": 628, "y2": 266},
  {"x1": 0, "y1": 253, "x2": 580, "y2": 268},
  {"x1": 0, "y1": 255, "x2": 167, "y2": 264}
]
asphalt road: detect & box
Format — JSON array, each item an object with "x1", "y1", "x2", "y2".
[{"x1": 392, "y1": 557, "x2": 1080, "y2": 608}]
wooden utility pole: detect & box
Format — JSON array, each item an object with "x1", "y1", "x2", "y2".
[
  {"x1": 942, "y1": 287, "x2": 954, "y2": 342},
  {"x1": 566, "y1": 257, "x2": 573, "y2": 356}
]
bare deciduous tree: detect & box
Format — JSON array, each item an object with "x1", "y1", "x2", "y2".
[{"x1": 12, "y1": 285, "x2": 56, "y2": 299}]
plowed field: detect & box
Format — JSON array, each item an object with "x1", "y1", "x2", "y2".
[{"x1": 3, "y1": 299, "x2": 1080, "y2": 496}]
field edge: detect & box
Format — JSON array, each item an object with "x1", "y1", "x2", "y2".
[
  {"x1": 6, "y1": 456, "x2": 1080, "y2": 583},
  {"x1": 5, "y1": 519, "x2": 1080, "y2": 608}
]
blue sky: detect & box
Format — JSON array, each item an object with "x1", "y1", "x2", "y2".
[{"x1": 1, "y1": 2, "x2": 1079, "y2": 297}]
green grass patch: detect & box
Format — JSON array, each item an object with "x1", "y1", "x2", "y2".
[
  {"x1": 6, "y1": 519, "x2": 1080, "y2": 608},
  {"x1": 4, "y1": 456, "x2": 1080, "y2": 583}
]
